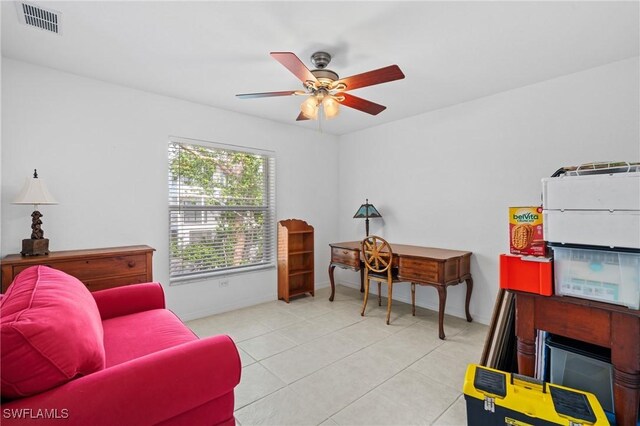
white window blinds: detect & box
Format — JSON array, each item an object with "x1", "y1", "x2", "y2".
[{"x1": 168, "y1": 139, "x2": 276, "y2": 282}]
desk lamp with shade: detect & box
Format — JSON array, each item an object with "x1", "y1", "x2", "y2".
[
  {"x1": 353, "y1": 199, "x2": 382, "y2": 237},
  {"x1": 13, "y1": 169, "x2": 57, "y2": 256}
]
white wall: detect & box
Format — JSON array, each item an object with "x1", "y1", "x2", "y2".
[
  {"x1": 3, "y1": 57, "x2": 638, "y2": 325},
  {"x1": 1, "y1": 59, "x2": 339, "y2": 320},
  {"x1": 336, "y1": 57, "x2": 640, "y2": 325}
]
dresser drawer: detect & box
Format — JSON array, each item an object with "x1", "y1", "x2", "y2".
[
  {"x1": 331, "y1": 247, "x2": 360, "y2": 268},
  {"x1": 84, "y1": 274, "x2": 150, "y2": 292},
  {"x1": 399, "y1": 257, "x2": 440, "y2": 283},
  {"x1": 13, "y1": 254, "x2": 148, "y2": 282}
]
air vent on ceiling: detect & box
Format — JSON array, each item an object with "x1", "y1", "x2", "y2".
[{"x1": 16, "y1": 2, "x2": 61, "y2": 34}]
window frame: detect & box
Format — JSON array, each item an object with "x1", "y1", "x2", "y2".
[{"x1": 168, "y1": 136, "x2": 276, "y2": 284}]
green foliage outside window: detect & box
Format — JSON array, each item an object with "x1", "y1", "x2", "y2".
[{"x1": 169, "y1": 142, "x2": 273, "y2": 278}]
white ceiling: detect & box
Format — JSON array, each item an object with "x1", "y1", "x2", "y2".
[{"x1": 2, "y1": 1, "x2": 639, "y2": 135}]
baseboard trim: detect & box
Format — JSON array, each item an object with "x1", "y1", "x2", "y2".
[
  {"x1": 175, "y1": 293, "x2": 275, "y2": 322},
  {"x1": 176, "y1": 280, "x2": 332, "y2": 322}
]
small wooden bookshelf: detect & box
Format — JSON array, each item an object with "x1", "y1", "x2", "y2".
[{"x1": 278, "y1": 219, "x2": 314, "y2": 303}]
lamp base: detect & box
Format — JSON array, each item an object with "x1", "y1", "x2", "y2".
[{"x1": 21, "y1": 239, "x2": 50, "y2": 256}]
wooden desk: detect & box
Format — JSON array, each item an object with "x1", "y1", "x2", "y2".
[
  {"x1": 515, "y1": 292, "x2": 640, "y2": 426},
  {"x1": 328, "y1": 241, "x2": 473, "y2": 339}
]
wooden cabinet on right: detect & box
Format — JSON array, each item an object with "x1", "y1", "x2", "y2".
[{"x1": 277, "y1": 219, "x2": 314, "y2": 303}]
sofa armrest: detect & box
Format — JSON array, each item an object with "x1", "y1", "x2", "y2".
[
  {"x1": 92, "y1": 282, "x2": 166, "y2": 320},
  {"x1": 1, "y1": 335, "x2": 241, "y2": 426}
]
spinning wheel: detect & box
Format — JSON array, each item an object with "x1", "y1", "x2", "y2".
[
  {"x1": 362, "y1": 236, "x2": 392, "y2": 274},
  {"x1": 360, "y1": 235, "x2": 412, "y2": 325}
]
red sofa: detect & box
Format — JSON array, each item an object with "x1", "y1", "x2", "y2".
[{"x1": 1, "y1": 266, "x2": 241, "y2": 425}]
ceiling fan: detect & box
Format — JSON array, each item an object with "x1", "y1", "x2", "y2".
[{"x1": 236, "y1": 51, "x2": 405, "y2": 121}]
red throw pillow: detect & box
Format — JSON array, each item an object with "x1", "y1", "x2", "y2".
[{"x1": 1, "y1": 265, "x2": 106, "y2": 398}]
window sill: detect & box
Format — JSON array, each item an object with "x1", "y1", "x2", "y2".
[{"x1": 169, "y1": 263, "x2": 276, "y2": 286}]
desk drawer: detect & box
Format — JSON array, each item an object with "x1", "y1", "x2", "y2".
[
  {"x1": 399, "y1": 257, "x2": 440, "y2": 283},
  {"x1": 331, "y1": 248, "x2": 360, "y2": 268}
]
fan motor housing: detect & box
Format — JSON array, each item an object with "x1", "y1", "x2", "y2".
[
  {"x1": 311, "y1": 69, "x2": 339, "y2": 82},
  {"x1": 310, "y1": 51, "x2": 331, "y2": 69}
]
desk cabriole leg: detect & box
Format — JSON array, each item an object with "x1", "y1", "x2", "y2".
[
  {"x1": 328, "y1": 264, "x2": 336, "y2": 302},
  {"x1": 360, "y1": 267, "x2": 364, "y2": 293},
  {"x1": 465, "y1": 276, "x2": 473, "y2": 322},
  {"x1": 437, "y1": 285, "x2": 447, "y2": 339}
]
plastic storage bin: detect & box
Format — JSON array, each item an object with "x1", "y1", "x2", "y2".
[
  {"x1": 499, "y1": 254, "x2": 553, "y2": 296},
  {"x1": 542, "y1": 172, "x2": 640, "y2": 211},
  {"x1": 542, "y1": 171, "x2": 640, "y2": 250},
  {"x1": 551, "y1": 244, "x2": 640, "y2": 309},
  {"x1": 544, "y1": 210, "x2": 640, "y2": 249},
  {"x1": 547, "y1": 336, "x2": 614, "y2": 414}
]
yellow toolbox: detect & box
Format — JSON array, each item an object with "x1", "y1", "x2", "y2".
[{"x1": 463, "y1": 364, "x2": 609, "y2": 425}]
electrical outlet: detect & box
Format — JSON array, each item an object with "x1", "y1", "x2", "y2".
[{"x1": 219, "y1": 279, "x2": 229, "y2": 288}]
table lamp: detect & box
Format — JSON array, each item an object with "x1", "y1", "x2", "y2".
[
  {"x1": 353, "y1": 199, "x2": 382, "y2": 236},
  {"x1": 13, "y1": 169, "x2": 58, "y2": 256}
]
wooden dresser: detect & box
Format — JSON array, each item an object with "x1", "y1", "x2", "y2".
[{"x1": 1, "y1": 245, "x2": 155, "y2": 293}]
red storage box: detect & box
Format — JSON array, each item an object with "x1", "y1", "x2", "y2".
[{"x1": 499, "y1": 254, "x2": 553, "y2": 296}]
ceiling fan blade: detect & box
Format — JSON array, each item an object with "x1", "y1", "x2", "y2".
[
  {"x1": 236, "y1": 90, "x2": 302, "y2": 99},
  {"x1": 336, "y1": 65, "x2": 405, "y2": 91},
  {"x1": 271, "y1": 52, "x2": 318, "y2": 84},
  {"x1": 296, "y1": 112, "x2": 310, "y2": 121},
  {"x1": 339, "y1": 93, "x2": 387, "y2": 115}
]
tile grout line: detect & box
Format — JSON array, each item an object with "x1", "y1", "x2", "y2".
[
  {"x1": 313, "y1": 330, "x2": 449, "y2": 424},
  {"x1": 219, "y1": 286, "x2": 485, "y2": 424}
]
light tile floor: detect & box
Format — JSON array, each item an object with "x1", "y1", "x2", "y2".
[{"x1": 187, "y1": 285, "x2": 488, "y2": 426}]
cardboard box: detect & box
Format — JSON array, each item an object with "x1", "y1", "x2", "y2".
[{"x1": 509, "y1": 207, "x2": 545, "y2": 256}]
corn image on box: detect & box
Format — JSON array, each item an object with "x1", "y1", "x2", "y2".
[{"x1": 509, "y1": 206, "x2": 545, "y2": 256}]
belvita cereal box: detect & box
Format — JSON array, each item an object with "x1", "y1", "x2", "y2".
[{"x1": 509, "y1": 207, "x2": 545, "y2": 256}]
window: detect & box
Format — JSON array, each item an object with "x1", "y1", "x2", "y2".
[{"x1": 168, "y1": 138, "x2": 276, "y2": 282}]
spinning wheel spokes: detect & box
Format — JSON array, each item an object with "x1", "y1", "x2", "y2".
[{"x1": 362, "y1": 236, "x2": 392, "y2": 273}]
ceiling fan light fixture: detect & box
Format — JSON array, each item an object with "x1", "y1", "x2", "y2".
[
  {"x1": 322, "y1": 96, "x2": 340, "y2": 119},
  {"x1": 301, "y1": 96, "x2": 319, "y2": 119},
  {"x1": 237, "y1": 51, "x2": 405, "y2": 122}
]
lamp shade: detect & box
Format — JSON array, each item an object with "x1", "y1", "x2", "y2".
[
  {"x1": 13, "y1": 171, "x2": 57, "y2": 205},
  {"x1": 353, "y1": 200, "x2": 381, "y2": 218},
  {"x1": 301, "y1": 96, "x2": 319, "y2": 119},
  {"x1": 322, "y1": 96, "x2": 340, "y2": 119}
]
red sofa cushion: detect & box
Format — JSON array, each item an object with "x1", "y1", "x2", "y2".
[
  {"x1": 0, "y1": 266, "x2": 106, "y2": 399},
  {"x1": 102, "y1": 309, "x2": 197, "y2": 367}
]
